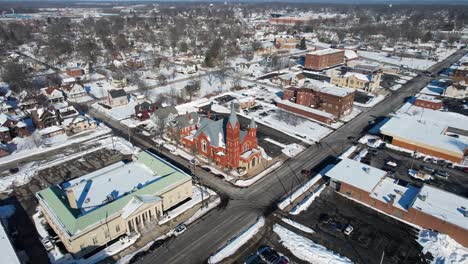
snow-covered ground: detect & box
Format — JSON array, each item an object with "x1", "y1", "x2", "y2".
[
  {"x1": 264, "y1": 138, "x2": 306, "y2": 158},
  {"x1": 281, "y1": 218, "x2": 315, "y2": 234},
  {"x1": 418, "y1": 229, "x2": 468, "y2": 264},
  {"x1": 357, "y1": 50, "x2": 452, "y2": 70},
  {"x1": 358, "y1": 134, "x2": 384, "y2": 148},
  {"x1": 273, "y1": 224, "x2": 353, "y2": 264},
  {"x1": 208, "y1": 217, "x2": 265, "y2": 264},
  {"x1": 290, "y1": 184, "x2": 326, "y2": 215},
  {"x1": 0, "y1": 136, "x2": 138, "y2": 193},
  {"x1": 92, "y1": 99, "x2": 139, "y2": 121},
  {"x1": 278, "y1": 173, "x2": 323, "y2": 210},
  {"x1": 0, "y1": 125, "x2": 111, "y2": 166},
  {"x1": 354, "y1": 94, "x2": 385, "y2": 108}
]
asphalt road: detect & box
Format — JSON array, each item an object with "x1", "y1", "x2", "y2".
[{"x1": 86, "y1": 50, "x2": 466, "y2": 264}]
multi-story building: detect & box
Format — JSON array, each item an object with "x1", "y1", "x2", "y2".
[
  {"x1": 330, "y1": 71, "x2": 381, "y2": 93},
  {"x1": 36, "y1": 151, "x2": 193, "y2": 257},
  {"x1": 327, "y1": 158, "x2": 468, "y2": 247},
  {"x1": 281, "y1": 80, "x2": 355, "y2": 120},
  {"x1": 414, "y1": 94, "x2": 443, "y2": 110},
  {"x1": 182, "y1": 106, "x2": 262, "y2": 172},
  {"x1": 304, "y1": 48, "x2": 345, "y2": 71}
]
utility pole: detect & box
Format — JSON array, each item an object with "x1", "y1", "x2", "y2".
[{"x1": 380, "y1": 251, "x2": 385, "y2": 264}]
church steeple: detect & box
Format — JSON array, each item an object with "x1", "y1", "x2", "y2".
[{"x1": 228, "y1": 102, "x2": 238, "y2": 127}]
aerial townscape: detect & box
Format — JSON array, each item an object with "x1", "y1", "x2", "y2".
[{"x1": 0, "y1": 0, "x2": 468, "y2": 263}]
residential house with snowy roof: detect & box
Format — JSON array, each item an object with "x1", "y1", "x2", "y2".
[
  {"x1": 182, "y1": 105, "x2": 262, "y2": 172},
  {"x1": 330, "y1": 70, "x2": 381, "y2": 93},
  {"x1": 0, "y1": 113, "x2": 29, "y2": 142},
  {"x1": 326, "y1": 158, "x2": 468, "y2": 247},
  {"x1": 40, "y1": 87, "x2": 65, "y2": 104},
  {"x1": 61, "y1": 83, "x2": 87, "y2": 99},
  {"x1": 135, "y1": 101, "x2": 160, "y2": 121},
  {"x1": 36, "y1": 151, "x2": 192, "y2": 257},
  {"x1": 107, "y1": 89, "x2": 128, "y2": 108},
  {"x1": 30, "y1": 107, "x2": 60, "y2": 129}
]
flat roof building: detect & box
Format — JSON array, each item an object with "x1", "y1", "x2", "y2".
[
  {"x1": 36, "y1": 151, "x2": 193, "y2": 257},
  {"x1": 326, "y1": 158, "x2": 468, "y2": 247}
]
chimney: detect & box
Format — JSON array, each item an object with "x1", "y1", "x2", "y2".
[{"x1": 66, "y1": 189, "x2": 78, "y2": 209}]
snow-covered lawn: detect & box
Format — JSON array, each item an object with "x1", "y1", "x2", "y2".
[
  {"x1": 273, "y1": 224, "x2": 352, "y2": 264},
  {"x1": 290, "y1": 184, "x2": 326, "y2": 215},
  {"x1": 264, "y1": 138, "x2": 306, "y2": 158},
  {"x1": 281, "y1": 218, "x2": 315, "y2": 234},
  {"x1": 208, "y1": 217, "x2": 265, "y2": 264},
  {"x1": 418, "y1": 229, "x2": 468, "y2": 264}
]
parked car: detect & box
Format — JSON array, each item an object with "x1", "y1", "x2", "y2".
[
  {"x1": 434, "y1": 170, "x2": 450, "y2": 180},
  {"x1": 41, "y1": 237, "x2": 54, "y2": 251},
  {"x1": 189, "y1": 159, "x2": 199, "y2": 165},
  {"x1": 245, "y1": 254, "x2": 267, "y2": 264},
  {"x1": 149, "y1": 239, "x2": 165, "y2": 251},
  {"x1": 173, "y1": 223, "x2": 187, "y2": 236},
  {"x1": 343, "y1": 225, "x2": 354, "y2": 236},
  {"x1": 258, "y1": 246, "x2": 280, "y2": 263},
  {"x1": 129, "y1": 251, "x2": 148, "y2": 264},
  {"x1": 420, "y1": 165, "x2": 435, "y2": 173}
]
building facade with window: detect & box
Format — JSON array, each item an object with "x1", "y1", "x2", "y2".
[
  {"x1": 36, "y1": 151, "x2": 192, "y2": 257},
  {"x1": 181, "y1": 105, "x2": 262, "y2": 172}
]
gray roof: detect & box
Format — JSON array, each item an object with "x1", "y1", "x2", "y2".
[
  {"x1": 109, "y1": 89, "x2": 127, "y2": 98},
  {"x1": 194, "y1": 117, "x2": 226, "y2": 147},
  {"x1": 152, "y1": 106, "x2": 178, "y2": 119},
  {"x1": 175, "y1": 112, "x2": 199, "y2": 128}
]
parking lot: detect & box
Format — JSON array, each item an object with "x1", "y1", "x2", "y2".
[{"x1": 358, "y1": 145, "x2": 468, "y2": 198}]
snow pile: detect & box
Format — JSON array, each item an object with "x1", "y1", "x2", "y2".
[
  {"x1": 278, "y1": 174, "x2": 322, "y2": 210},
  {"x1": 418, "y1": 229, "x2": 468, "y2": 264},
  {"x1": 290, "y1": 184, "x2": 326, "y2": 215},
  {"x1": 339, "y1": 145, "x2": 358, "y2": 159},
  {"x1": 273, "y1": 224, "x2": 352, "y2": 264},
  {"x1": 282, "y1": 143, "x2": 306, "y2": 157},
  {"x1": 208, "y1": 217, "x2": 265, "y2": 264},
  {"x1": 281, "y1": 218, "x2": 315, "y2": 234},
  {"x1": 358, "y1": 135, "x2": 384, "y2": 148},
  {"x1": 234, "y1": 161, "x2": 282, "y2": 187}
]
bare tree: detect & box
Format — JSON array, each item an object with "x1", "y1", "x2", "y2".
[
  {"x1": 158, "y1": 74, "x2": 168, "y2": 86},
  {"x1": 184, "y1": 79, "x2": 200, "y2": 101},
  {"x1": 206, "y1": 72, "x2": 216, "y2": 87},
  {"x1": 154, "y1": 115, "x2": 167, "y2": 139},
  {"x1": 215, "y1": 69, "x2": 228, "y2": 85},
  {"x1": 1, "y1": 61, "x2": 30, "y2": 93}
]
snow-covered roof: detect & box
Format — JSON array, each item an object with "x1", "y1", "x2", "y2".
[
  {"x1": 415, "y1": 94, "x2": 442, "y2": 103},
  {"x1": 63, "y1": 161, "x2": 157, "y2": 213},
  {"x1": 39, "y1": 126, "x2": 63, "y2": 135},
  {"x1": 0, "y1": 221, "x2": 21, "y2": 264},
  {"x1": 308, "y1": 48, "x2": 343, "y2": 56},
  {"x1": 304, "y1": 79, "x2": 354, "y2": 97},
  {"x1": 412, "y1": 185, "x2": 468, "y2": 230},
  {"x1": 326, "y1": 158, "x2": 387, "y2": 192},
  {"x1": 344, "y1": 49, "x2": 358, "y2": 60},
  {"x1": 343, "y1": 72, "x2": 370, "y2": 82},
  {"x1": 370, "y1": 178, "x2": 420, "y2": 211},
  {"x1": 380, "y1": 108, "x2": 468, "y2": 156}
]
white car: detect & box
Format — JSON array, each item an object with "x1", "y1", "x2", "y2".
[
  {"x1": 173, "y1": 224, "x2": 187, "y2": 237},
  {"x1": 343, "y1": 225, "x2": 354, "y2": 236},
  {"x1": 41, "y1": 237, "x2": 54, "y2": 251}
]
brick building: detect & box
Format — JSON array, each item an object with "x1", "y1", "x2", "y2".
[
  {"x1": 414, "y1": 94, "x2": 443, "y2": 110},
  {"x1": 281, "y1": 80, "x2": 355, "y2": 119},
  {"x1": 268, "y1": 17, "x2": 307, "y2": 26},
  {"x1": 327, "y1": 158, "x2": 468, "y2": 247},
  {"x1": 304, "y1": 48, "x2": 345, "y2": 71},
  {"x1": 181, "y1": 106, "x2": 262, "y2": 172}
]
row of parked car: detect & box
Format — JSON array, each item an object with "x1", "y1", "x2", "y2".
[{"x1": 245, "y1": 245, "x2": 289, "y2": 264}]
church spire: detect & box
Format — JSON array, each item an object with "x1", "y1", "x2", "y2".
[
  {"x1": 228, "y1": 102, "x2": 238, "y2": 127},
  {"x1": 249, "y1": 118, "x2": 256, "y2": 129}
]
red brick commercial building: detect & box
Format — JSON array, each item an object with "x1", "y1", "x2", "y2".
[
  {"x1": 181, "y1": 106, "x2": 262, "y2": 172},
  {"x1": 414, "y1": 94, "x2": 443, "y2": 110},
  {"x1": 268, "y1": 17, "x2": 307, "y2": 26},
  {"x1": 281, "y1": 81, "x2": 355, "y2": 119},
  {"x1": 276, "y1": 99, "x2": 336, "y2": 125},
  {"x1": 304, "y1": 48, "x2": 345, "y2": 71},
  {"x1": 327, "y1": 158, "x2": 468, "y2": 247}
]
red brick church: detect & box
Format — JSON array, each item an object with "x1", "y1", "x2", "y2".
[{"x1": 182, "y1": 105, "x2": 262, "y2": 172}]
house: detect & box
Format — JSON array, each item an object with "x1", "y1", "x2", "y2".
[
  {"x1": 0, "y1": 114, "x2": 30, "y2": 142},
  {"x1": 63, "y1": 115, "x2": 97, "y2": 134},
  {"x1": 327, "y1": 158, "x2": 468, "y2": 247},
  {"x1": 444, "y1": 82, "x2": 467, "y2": 98},
  {"x1": 18, "y1": 92, "x2": 38, "y2": 110},
  {"x1": 41, "y1": 87, "x2": 65, "y2": 104},
  {"x1": 275, "y1": 38, "x2": 298, "y2": 50},
  {"x1": 30, "y1": 107, "x2": 60, "y2": 129},
  {"x1": 150, "y1": 106, "x2": 178, "y2": 124},
  {"x1": 172, "y1": 112, "x2": 199, "y2": 136},
  {"x1": 61, "y1": 83, "x2": 87, "y2": 99},
  {"x1": 330, "y1": 71, "x2": 381, "y2": 92},
  {"x1": 181, "y1": 105, "x2": 262, "y2": 172},
  {"x1": 36, "y1": 151, "x2": 193, "y2": 257},
  {"x1": 39, "y1": 125, "x2": 65, "y2": 138},
  {"x1": 135, "y1": 101, "x2": 159, "y2": 121},
  {"x1": 414, "y1": 94, "x2": 443, "y2": 110},
  {"x1": 108, "y1": 89, "x2": 128, "y2": 108},
  {"x1": 272, "y1": 72, "x2": 305, "y2": 87},
  {"x1": 304, "y1": 49, "x2": 345, "y2": 71}
]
